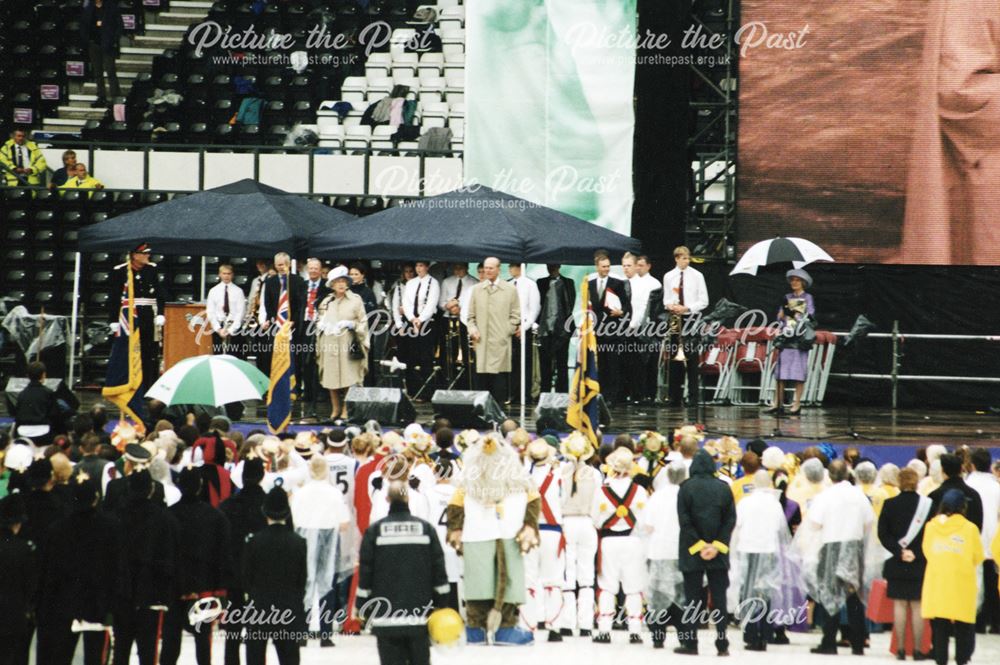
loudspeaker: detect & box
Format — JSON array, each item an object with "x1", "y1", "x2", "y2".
[
  {"x1": 4, "y1": 377, "x2": 81, "y2": 414},
  {"x1": 431, "y1": 390, "x2": 506, "y2": 428},
  {"x1": 533, "y1": 392, "x2": 610, "y2": 432},
  {"x1": 345, "y1": 386, "x2": 416, "y2": 426}
]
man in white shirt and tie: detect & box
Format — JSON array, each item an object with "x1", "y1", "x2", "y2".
[
  {"x1": 662, "y1": 246, "x2": 709, "y2": 408},
  {"x1": 508, "y1": 263, "x2": 540, "y2": 405},
  {"x1": 629, "y1": 254, "x2": 665, "y2": 405},
  {"x1": 401, "y1": 261, "x2": 441, "y2": 399},
  {"x1": 207, "y1": 264, "x2": 246, "y2": 356},
  {"x1": 206, "y1": 263, "x2": 247, "y2": 419},
  {"x1": 438, "y1": 263, "x2": 479, "y2": 385}
]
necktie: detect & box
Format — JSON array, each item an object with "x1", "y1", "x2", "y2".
[
  {"x1": 306, "y1": 283, "x2": 317, "y2": 320},
  {"x1": 223, "y1": 285, "x2": 230, "y2": 315},
  {"x1": 679, "y1": 271, "x2": 685, "y2": 307},
  {"x1": 15, "y1": 146, "x2": 24, "y2": 169},
  {"x1": 413, "y1": 278, "x2": 421, "y2": 315},
  {"x1": 456, "y1": 278, "x2": 463, "y2": 300}
]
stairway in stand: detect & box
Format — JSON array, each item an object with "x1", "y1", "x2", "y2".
[{"x1": 40, "y1": 1, "x2": 212, "y2": 135}]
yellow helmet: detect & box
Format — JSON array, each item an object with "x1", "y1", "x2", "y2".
[{"x1": 427, "y1": 607, "x2": 464, "y2": 645}]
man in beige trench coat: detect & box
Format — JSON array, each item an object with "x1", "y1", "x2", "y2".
[{"x1": 466, "y1": 257, "x2": 521, "y2": 405}]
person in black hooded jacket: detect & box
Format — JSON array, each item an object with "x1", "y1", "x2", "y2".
[
  {"x1": 36, "y1": 477, "x2": 123, "y2": 665},
  {"x1": 219, "y1": 458, "x2": 267, "y2": 665},
  {"x1": 160, "y1": 468, "x2": 233, "y2": 665},
  {"x1": 676, "y1": 448, "x2": 736, "y2": 656},
  {"x1": 0, "y1": 492, "x2": 38, "y2": 665},
  {"x1": 112, "y1": 469, "x2": 181, "y2": 665}
]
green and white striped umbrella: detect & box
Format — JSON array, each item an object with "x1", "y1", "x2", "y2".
[{"x1": 146, "y1": 354, "x2": 270, "y2": 406}]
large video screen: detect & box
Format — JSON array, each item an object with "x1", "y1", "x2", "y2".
[{"x1": 737, "y1": 0, "x2": 1000, "y2": 265}]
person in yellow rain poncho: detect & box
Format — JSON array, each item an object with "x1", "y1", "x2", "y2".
[{"x1": 922, "y1": 490, "x2": 985, "y2": 665}]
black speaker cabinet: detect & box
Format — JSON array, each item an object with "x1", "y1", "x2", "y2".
[
  {"x1": 431, "y1": 390, "x2": 507, "y2": 428},
  {"x1": 533, "y1": 391, "x2": 610, "y2": 432},
  {"x1": 345, "y1": 386, "x2": 416, "y2": 426}
]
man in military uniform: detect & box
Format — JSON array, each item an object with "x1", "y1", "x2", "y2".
[
  {"x1": 108, "y1": 243, "x2": 167, "y2": 395},
  {"x1": 242, "y1": 487, "x2": 307, "y2": 665},
  {"x1": 219, "y1": 458, "x2": 267, "y2": 665}
]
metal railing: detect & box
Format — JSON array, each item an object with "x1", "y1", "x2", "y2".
[{"x1": 829, "y1": 322, "x2": 1000, "y2": 408}]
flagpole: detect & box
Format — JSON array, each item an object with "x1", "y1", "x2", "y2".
[
  {"x1": 520, "y1": 263, "x2": 527, "y2": 426},
  {"x1": 69, "y1": 252, "x2": 81, "y2": 388}
]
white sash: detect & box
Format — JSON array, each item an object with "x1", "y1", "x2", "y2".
[{"x1": 899, "y1": 495, "x2": 932, "y2": 549}]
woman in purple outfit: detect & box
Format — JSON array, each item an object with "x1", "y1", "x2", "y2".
[{"x1": 764, "y1": 269, "x2": 815, "y2": 416}]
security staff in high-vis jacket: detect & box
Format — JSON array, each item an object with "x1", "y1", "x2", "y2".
[
  {"x1": 108, "y1": 243, "x2": 167, "y2": 394},
  {"x1": 357, "y1": 480, "x2": 451, "y2": 665}
]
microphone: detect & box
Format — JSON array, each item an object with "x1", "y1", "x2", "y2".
[{"x1": 380, "y1": 356, "x2": 407, "y2": 372}]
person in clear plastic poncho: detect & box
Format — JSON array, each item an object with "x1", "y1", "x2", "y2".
[
  {"x1": 793, "y1": 460, "x2": 888, "y2": 655},
  {"x1": 728, "y1": 470, "x2": 807, "y2": 652}
]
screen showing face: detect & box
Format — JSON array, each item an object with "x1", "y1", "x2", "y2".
[{"x1": 737, "y1": 0, "x2": 1000, "y2": 266}]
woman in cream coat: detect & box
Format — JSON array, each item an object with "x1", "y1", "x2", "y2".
[{"x1": 316, "y1": 267, "x2": 369, "y2": 420}]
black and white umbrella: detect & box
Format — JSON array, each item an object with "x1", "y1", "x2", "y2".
[{"x1": 729, "y1": 236, "x2": 834, "y2": 276}]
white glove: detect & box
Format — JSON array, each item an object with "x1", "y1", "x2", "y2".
[
  {"x1": 339, "y1": 320, "x2": 356, "y2": 331},
  {"x1": 531, "y1": 323, "x2": 539, "y2": 333},
  {"x1": 109, "y1": 322, "x2": 120, "y2": 334},
  {"x1": 154, "y1": 315, "x2": 165, "y2": 327}
]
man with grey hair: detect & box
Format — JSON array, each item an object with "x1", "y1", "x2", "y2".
[
  {"x1": 300, "y1": 258, "x2": 331, "y2": 417},
  {"x1": 637, "y1": 460, "x2": 688, "y2": 648},
  {"x1": 263, "y1": 251, "x2": 307, "y2": 400},
  {"x1": 798, "y1": 459, "x2": 875, "y2": 655},
  {"x1": 465, "y1": 257, "x2": 521, "y2": 405}
]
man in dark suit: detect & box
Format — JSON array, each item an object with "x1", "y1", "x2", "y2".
[
  {"x1": 537, "y1": 264, "x2": 576, "y2": 394},
  {"x1": 300, "y1": 258, "x2": 332, "y2": 417},
  {"x1": 588, "y1": 250, "x2": 630, "y2": 406},
  {"x1": 242, "y1": 487, "x2": 307, "y2": 665},
  {"x1": 262, "y1": 252, "x2": 306, "y2": 400}
]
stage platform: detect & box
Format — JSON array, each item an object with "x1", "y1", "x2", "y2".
[{"x1": 8, "y1": 389, "x2": 999, "y2": 451}]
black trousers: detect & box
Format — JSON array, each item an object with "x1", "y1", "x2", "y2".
[
  {"x1": 37, "y1": 621, "x2": 111, "y2": 665},
  {"x1": 743, "y1": 599, "x2": 773, "y2": 647},
  {"x1": 666, "y1": 334, "x2": 700, "y2": 404},
  {"x1": 246, "y1": 636, "x2": 299, "y2": 665},
  {"x1": 375, "y1": 631, "x2": 431, "y2": 665},
  {"x1": 88, "y1": 43, "x2": 120, "y2": 100},
  {"x1": 160, "y1": 599, "x2": 213, "y2": 665},
  {"x1": 404, "y1": 322, "x2": 436, "y2": 396},
  {"x1": 509, "y1": 328, "x2": 534, "y2": 404},
  {"x1": 538, "y1": 334, "x2": 570, "y2": 393},
  {"x1": 223, "y1": 589, "x2": 246, "y2": 665},
  {"x1": 978, "y1": 561, "x2": 1000, "y2": 632},
  {"x1": 0, "y1": 628, "x2": 31, "y2": 665},
  {"x1": 640, "y1": 337, "x2": 662, "y2": 400},
  {"x1": 931, "y1": 619, "x2": 975, "y2": 665},
  {"x1": 680, "y1": 569, "x2": 729, "y2": 651},
  {"x1": 136, "y1": 310, "x2": 160, "y2": 396},
  {"x1": 820, "y1": 592, "x2": 865, "y2": 651},
  {"x1": 299, "y1": 331, "x2": 321, "y2": 411},
  {"x1": 595, "y1": 335, "x2": 622, "y2": 404},
  {"x1": 113, "y1": 608, "x2": 164, "y2": 665},
  {"x1": 476, "y1": 372, "x2": 509, "y2": 407}
]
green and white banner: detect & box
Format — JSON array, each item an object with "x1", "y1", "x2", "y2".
[{"x1": 465, "y1": 0, "x2": 637, "y2": 237}]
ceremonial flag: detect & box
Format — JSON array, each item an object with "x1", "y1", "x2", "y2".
[
  {"x1": 103, "y1": 261, "x2": 146, "y2": 436},
  {"x1": 567, "y1": 278, "x2": 600, "y2": 447},
  {"x1": 267, "y1": 275, "x2": 296, "y2": 433}
]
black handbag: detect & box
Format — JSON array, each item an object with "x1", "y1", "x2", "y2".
[{"x1": 348, "y1": 333, "x2": 365, "y2": 360}]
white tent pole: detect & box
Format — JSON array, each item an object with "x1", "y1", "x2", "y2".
[
  {"x1": 68, "y1": 252, "x2": 82, "y2": 388},
  {"x1": 200, "y1": 256, "x2": 207, "y2": 301}
]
